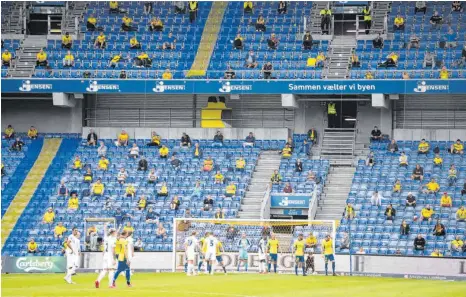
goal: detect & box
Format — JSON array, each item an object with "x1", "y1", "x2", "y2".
[{"x1": 172, "y1": 218, "x2": 336, "y2": 273}]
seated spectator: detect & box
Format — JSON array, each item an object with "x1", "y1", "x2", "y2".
[
  {"x1": 370, "y1": 191, "x2": 383, "y2": 206},
  {"x1": 365, "y1": 151, "x2": 375, "y2": 167},
  {"x1": 57, "y1": 180, "x2": 68, "y2": 197},
  {"x1": 94, "y1": 32, "x2": 106, "y2": 49},
  {"x1": 128, "y1": 143, "x2": 139, "y2": 159},
  {"x1": 356, "y1": 248, "x2": 366, "y2": 254},
  {"x1": 159, "y1": 145, "x2": 169, "y2": 158},
  {"x1": 1, "y1": 163, "x2": 4, "y2": 177},
  {"x1": 72, "y1": 156, "x2": 82, "y2": 170},
  {"x1": 302, "y1": 31, "x2": 313, "y2": 50},
  {"x1": 245, "y1": 50, "x2": 258, "y2": 68},
  {"x1": 224, "y1": 64, "x2": 236, "y2": 79},
  {"x1": 117, "y1": 167, "x2": 128, "y2": 184},
  {"x1": 123, "y1": 222, "x2": 134, "y2": 233},
  {"x1": 295, "y1": 159, "x2": 303, "y2": 172},
  {"x1": 407, "y1": 34, "x2": 420, "y2": 50},
  {"x1": 125, "y1": 183, "x2": 136, "y2": 198},
  {"x1": 156, "y1": 223, "x2": 167, "y2": 238},
  {"x1": 440, "y1": 192, "x2": 452, "y2": 208},
  {"x1": 149, "y1": 17, "x2": 163, "y2": 32},
  {"x1": 439, "y1": 66, "x2": 449, "y2": 79},
  {"x1": 406, "y1": 192, "x2": 416, "y2": 207},
  {"x1": 122, "y1": 15, "x2": 135, "y2": 31},
  {"x1": 109, "y1": 1, "x2": 119, "y2": 13},
  {"x1": 203, "y1": 156, "x2": 214, "y2": 172},
  {"x1": 212, "y1": 130, "x2": 224, "y2": 147},
  {"x1": 281, "y1": 144, "x2": 292, "y2": 158},
  {"x1": 307, "y1": 170, "x2": 317, "y2": 183},
  {"x1": 432, "y1": 219, "x2": 446, "y2": 236},
  {"x1": 457, "y1": 206, "x2": 466, "y2": 221},
  {"x1": 158, "y1": 181, "x2": 168, "y2": 196},
  {"x1": 316, "y1": 52, "x2": 326, "y2": 67},
  {"x1": 193, "y1": 142, "x2": 203, "y2": 158},
  {"x1": 86, "y1": 129, "x2": 98, "y2": 146},
  {"x1": 91, "y1": 178, "x2": 105, "y2": 199},
  {"x1": 162, "y1": 69, "x2": 173, "y2": 80},
  {"x1": 189, "y1": 180, "x2": 202, "y2": 199},
  {"x1": 351, "y1": 51, "x2": 360, "y2": 67},
  {"x1": 452, "y1": 1, "x2": 463, "y2": 12},
  {"x1": 203, "y1": 195, "x2": 214, "y2": 211},
  {"x1": 344, "y1": 203, "x2": 355, "y2": 220},
  {"x1": 267, "y1": 33, "x2": 279, "y2": 50},
  {"x1": 431, "y1": 249, "x2": 443, "y2": 257},
  {"x1": 170, "y1": 195, "x2": 181, "y2": 210},
  {"x1": 4, "y1": 125, "x2": 15, "y2": 139},
  {"x1": 384, "y1": 204, "x2": 396, "y2": 221},
  {"x1": 411, "y1": 164, "x2": 424, "y2": 180},
  {"x1": 144, "y1": 1, "x2": 153, "y2": 14},
  {"x1": 388, "y1": 139, "x2": 398, "y2": 153},
  {"x1": 423, "y1": 178, "x2": 440, "y2": 196},
  {"x1": 433, "y1": 153, "x2": 443, "y2": 166},
  {"x1": 413, "y1": 234, "x2": 426, "y2": 250},
  {"x1": 244, "y1": 1, "x2": 253, "y2": 13},
  {"x1": 418, "y1": 139, "x2": 429, "y2": 154},
  {"x1": 116, "y1": 130, "x2": 129, "y2": 147},
  {"x1": 225, "y1": 182, "x2": 236, "y2": 197},
  {"x1": 174, "y1": 1, "x2": 186, "y2": 13},
  {"x1": 365, "y1": 71, "x2": 373, "y2": 79},
  {"x1": 28, "y1": 238, "x2": 38, "y2": 254},
  {"x1": 283, "y1": 182, "x2": 293, "y2": 193},
  {"x1": 135, "y1": 52, "x2": 152, "y2": 68},
  {"x1": 270, "y1": 170, "x2": 282, "y2": 185},
  {"x1": 415, "y1": 1, "x2": 427, "y2": 14},
  {"x1": 36, "y1": 49, "x2": 48, "y2": 67},
  {"x1": 371, "y1": 126, "x2": 382, "y2": 141},
  {"x1": 400, "y1": 220, "x2": 410, "y2": 235},
  {"x1": 171, "y1": 155, "x2": 182, "y2": 170},
  {"x1": 233, "y1": 34, "x2": 244, "y2": 50},
  {"x1": 448, "y1": 164, "x2": 457, "y2": 186},
  {"x1": 226, "y1": 226, "x2": 237, "y2": 240},
  {"x1": 423, "y1": 51, "x2": 435, "y2": 69},
  {"x1": 54, "y1": 222, "x2": 67, "y2": 238},
  {"x1": 393, "y1": 14, "x2": 405, "y2": 30},
  {"x1": 253, "y1": 14, "x2": 267, "y2": 32},
  {"x1": 462, "y1": 183, "x2": 466, "y2": 197},
  {"x1": 378, "y1": 52, "x2": 398, "y2": 68},
  {"x1": 236, "y1": 157, "x2": 246, "y2": 171},
  {"x1": 262, "y1": 62, "x2": 273, "y2": 79},
  {"x1": 445, "y1": 28, "x2": 458, "y2": 48},
  {"x1": 145, "y1": 207, "x2": 159, "y2": 223},
  {"x1": 429, "y1": 11, "x2": 443, "y2": 30},
  {"x1": 108, "y1": 52, "x2": 123, "y2": 68},
  {"x1": 306, "y1": 128, "x2": 317, "y2": 145},
  {"x1": 68, "y1": 193, "x2": 79, "y2": 210},
  {"x1": 137, "y1": 195, "x2": 147, "y2": 210},
  {"x1": 451, "y1": 139, "x2": 464, "y2": 154},
  {"x1": 83, "y1": 167, "x2": 93, "y2": 183},
  {"x1": 243, "y1": 132, "x2": 256, "y2": 147},
  {"x1": 180, "y1": 132, "x2": 192, "y2": 147},
  {"x1": 214, "y1": 208, "x2": 225, "y2": 219},
  {"x1": 393, "y1": 180, "x2": 402, "y2": 193},
  {"x1": 98, "y1": 156, "x2": 110, "y2": 171},
  {"x1": 87, "y1": 14, "x2": 97, "y2": 31},
  {"x1": 11, "y1": 137, "x2": 25, "y2": 152},
  {"x1": 138, "y1": 156, "x2": 148, "y2": 171},
  {"x1": 402, "y1": 72, "x2": 410, "y2": 79},
  {"x1": 62, "y1": 32, "x2": 72, "y2": 49},
  {"x1": 163, "y1": 32, "x2": 177, "y2": 50},
  {"x1": 147, "y1": 131, "x2": 161, "y2": 147},
  {"x1": 147, "y1": 168, "x2": 158, "y2": 184},
  {"x1": 2, "y1": 49, "x2": 13, "y2": 67},
  {"x1": 420, "y1": 204, "x2": 434, "y2": 222},
  {"x1": 451, "y1": 236, "x2": 463, "y2": 252},
  {"x1": 372, "y1": 33, "x2": 384, "y2": 49},
  {"x1": 129, "y1": 36, "x2": 141, "y2": 49},
  {"x1": 42, "y1": 207, "x2": 55, "y2": 224}
]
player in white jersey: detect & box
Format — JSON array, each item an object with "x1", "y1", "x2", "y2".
[
  {"x1": 126, "y1": 231, "x2": 135, "y2": 276},
  {"x1": 95, "y1": 225, "x2": 117, "y2": 288},
  {"x1": 258, "y1": 235, "x2": 268, "y2": 274},
  {"x1": 184, "y1": 231, "x2": 199, "y2": 276},
  {"x1": 64, "y1": 228, "x2": 80, "y2": 284},
  {"x1": 203, "y1": 232, "x2": 218, "y2": 275}
]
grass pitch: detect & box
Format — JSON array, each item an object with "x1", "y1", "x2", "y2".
[{"x1": 2, "y1": 273, "x2": 465, "y2": 297}]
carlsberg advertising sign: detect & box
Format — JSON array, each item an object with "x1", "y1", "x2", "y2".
[{"x1": 2, "y1": 256, "x2": 66, "y2": 273}]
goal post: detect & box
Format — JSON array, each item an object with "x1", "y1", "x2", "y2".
[
  {"x1": 83, "y1": 218, "x2": 117, "y2": 251},
  {"x1": 172, "y1": 218, "x2": 336, "y2": 273}
]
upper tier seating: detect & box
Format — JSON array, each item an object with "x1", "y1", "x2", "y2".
[{"x1": 1, "y1": 39, "x2": 21, "y2": 78}]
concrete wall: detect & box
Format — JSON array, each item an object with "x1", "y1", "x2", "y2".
[
  {"x1": 82, "y1": 127, "x2": 290, "y2": 140},
  {"x1": 294, "y1": 101, "x2": 325, "y2": 142},
  {"x1": 356, "y1": 102, "x2": 392, "y2": 143},
  {"x1": 393, "y1": 129, "x2": 466, "y2": 141},
  {"x1": 1, "y1": 99, "x2": 83, "y2": 133}
]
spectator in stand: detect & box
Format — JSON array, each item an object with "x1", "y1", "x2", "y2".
[
  {"x1": 122, "y1": 15, "x2": 135, "y2": 32},
  {"x1": 244, "y1": 1, "x2": 253, "y2": 13},
  {"x1": 339, "y1": 232, "x2": 349, "y2": 250},
  {"x1": 163, "y1": 32, "x2": 177, "y2": 50},
  {"x1": 233, "y1": 34, "x2": 244, "y2": 50},
  {"x1": 171, "y1": 155, "x2": 182, "y2": 171},
  {"x1": 433, "y1": 153, "x2": 443, "y2": 167},
  {"x1": 212, "y1": 130, "x2": 224, "y2": 147},
  {"x1": 158, "y1": 181, "x2": 168, "y2": 197},
  {"x1": 448, "y1": 164, "x2": 457, "y2": 186},
  {"x1": 94, "y1": 32, "x2": 106, "y2": 49},
  {"x1": 91, "y1": 178, "x2": 105, "y2": 200},
  {"x1": 147, "y1": 131, "x2": 161, "y2": 147},
  {"x1": 351, "y1": 51, "x2": 360, "y2": 67},
  {"x1": 451, "y1": 139, "x2": 464, "y2": 154},
  {"x1": 423, "y1": 178, "x2": 440, "y2": 196},
  {"x1": 439, "y1": 66, "x2": 449, "y2": 79},
  {"x1": 378, "y1": 52, "x2": 398, "y2": 68},
  {"x1": 42, "y1": 207, "x2": 55, "y2": 224},
  {"x1": 456, "y1": 206, "x2": 466, "y2": 221},
  {"x1": 224, "y1": 64, "x2": 236, "y2": 79},
  {"x1": 430, "y1": 11, "x2": 443, "y2": 30},
  {"x1": 98, "y1": 156, "x2": 110, "y2": 171},
  {"x1": 119, "y1": 69, "x2": 127, "y2": 78},
  {"x1": 143, "y1": 1, "x2": 153, "y2": 14},
  {"x1": 445, "y1": 28, "x2": 458, "y2": 48},
  {"x1": 365, "y1": 151, "x2": 375, "y2": 167},
  {"x1": 407, "y1": 34, "x2": 420, "y2": 50},
  {"x1": 68, "y1": 193, "x2": 79, "y2": 210},
  {"x1": 388, "y1": 139, "x2": 399, "y2": 153},
  {"x1": 413, "y1": 234, "x2": 426, "y2": 250},
  {"x1": 193, "y1": 142, "x2": 203, "y2": 158},
  {"x1": 86, "y1": 129, "x2": 98, "y2": 146},
  {"x1": 54, "y1": 222, "x2": 67, "y2": 239},
  {"x1": 373, "y1": 33, "x2": 384, "y2": 49},
  {"x1": 370, "y1": 191, "x2": 383, "y2": 207},
  {"x1": 27, "y1": 238, "x2": 38, "y2": 254},
  {"x1": 83, "y1": 167, "x2": 93, "y2": 183},
  {"x1": 117, "y1": 168, "x2": 128, "y2": 184},
  {"x1": 136, "y1": 195, "x2": 148, "y2": 210},
  {"x1": 400, "y1": 220, "x2": 410, "y2": 235},
  {"x1": 393, "y1": 179, "x2": 402, "y2": 194},
  {"x1": 440, "y1": 192, "x2": 452, "y2": 208},
  {"x1": 156, "y1": 223, "x2": 167, "y2": 239},
  {"x1": 406, "y1": 192, "x2": 416, "y2": 207},
  {"x1": 108, "y1": 52, "x2": 122, "y2": 68},
  {"x1": 174, "y1": 1, "x2": 186, "y2": 14},
  {"x1": 295, "y1": 159, "x2": 303, "y2": 172},
  {"x1": 159, "y1": 145, "x2": 169, "y2": 159},
  {"x1": 278, "y1": 1, "x2": 287, "y2": 14},
  {"x1": 236, "y1": 156, "x2": 246, "y2": 172},
  {"x1": 411, "y1": 164, "x2": 424, "y2": 181},
  {"x1": 262, "y1": 62, "x2": 273, "y2": 79},
  {"x1": 215, "y1": 208, "x2": 225, "y2": 219},
  {"x1": 384, "y1": 204, "x2": 396, "y2": 221},
  {"x1": 36, "y1": 48, "x2": 48, "y2": 67},
  {"x1": 203, "y1": 195, "x2": 214, "y2": 211},
  {"x1": 57, "y1": 180, "x2": 69, "y2": 197},
  {"x1": 4, "y1": 125, "x2": 15, "y2": 139},
  {"x1": 147, "y1": 168, "x2": 157, "y2": 184},
  {"x1": 415, "y1": 1, "x2": 427, "y2": 14},
  {"x1": 72, "y1": 156, "x2": 82, "y2": 170},
  {"x1": 109, "y1": 1, "x2": 119, "y2": 13},
  {"x1": 134, "y1": 238, "x2": 143, "y2": 251},
  {"x1": 344, "y1": 203, "x2": 355, "y2": 220},
  {"x1": 370, "y1": 126, "x2": 382, "y2": 141},
  {"x1": 245, "y1": 50, "x2": 258, "y2": 68},
  {"x1": 420, "y1": 204, "x2": 434, "y2": 222},
  {"x1": 170, "y1": 195, "x2": 181, "y2": 211},
  {"x1": 149, "y1": 17, "x2": 163, "y2": 32},
  {"x1": 62, "y1": 32, "x2": 72, "y2": 49},
  {"x1": 316, "y1": 52, "x2": 326, "y2": 68},
  {"x1": 320, "y1": 7, "x2": 331, "y2": 34},
  {"x1": 432, "y1": 219, "x2": 446, "y2": 236},
  {"x1": 307, "y1": 171, "x2": 317, "y2": 183},
  {"x1": 114, "y1": 208, "x2": 132, "y2": 228},
  {"x1": 87, "y1": 14, "x2": 97, "y2": 31},
  {"x1": 225, "y1": 182, "x2": 236, "y2": 197},
  {"x1": 116, "y1": 130, "x2": 129, "y2": 147},
  {"x1": 402, "y1": 72, "x2": 410, "y2": 79},
  {"x1": 393, "y1": 14, "x2": 405, "y2": 30},
  {"x1": 365, "y1": 71, "x2": 374, "y2": 79},
  {"x1": 134, "y1": 52, "x2": 152, "y2": 67},
  {"x1": 243, "y1": 132, "x2": 256, "y2": 147},
  {"x1": 452, "y1": 1, "x2": 463, "y2": 12},
  {"x1": 180, "y1": 132, "x2": 192, "y2": 148},
  {"x1": 270, "y1": 170, "x2": 282, "y2": 185},
  {"x1": 190, "y1": 180, "x2": 202, "y2": 199},
  {"x1": 451, "y1": 236, "x2": 463, "y2": 252},
  {"x1": 189, "y1": 1, "x2": 198, "y2": 23},
  {"x1": 129, "y1": 36, "x2": 141, "y2": 49},
  {"x1": 462, "y1": 183, "x2": 466, "y2": 197},
  {"x1": 303, "y1": 31, "x2": 313, "y2": 50},
  {"x1": 128, "y1": 143, "x2": 140, "y2": 159},
  {"x1": 145, "y1": 207, "x2": 159, "y2": 224},
  {"x1": 203, "y1": 156, "x2": 214, "y2": 172},
  {"x1": 267, "y1": 33, "x2": 279, "y2": 50},
  {"x1": 423, "y1": 51, "x2": 435, "y2": 69},
  {"x1": 1, "y1": 49, "x2": 13, "y2": 67},
  {"x1": 418, "y1": 139, "x2": 429, "y2": 154},
  {"x1": 11, "y1": 137, "x2": 25, "y2": 152},
  {"x1": 138, "y1": 156, "x2": 148, "y2": 171},
  {"x1": 283, "y1": 182, "x2": 293, "y2": 193},
  {"x1": 431, "y1": 249, "x2": 443, "y2": 257},
  {"x1": 281, "y1": 144, "x2": 292, "y2": 158}
]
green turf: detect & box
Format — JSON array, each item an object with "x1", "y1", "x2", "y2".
[{"x1": 2, "y1": 273, "x2": 465, "y2": 297}]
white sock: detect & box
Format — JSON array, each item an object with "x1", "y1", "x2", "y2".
[
  {"x1": 66, "y1": 268, "x2": 72, "y2": 281},
  {"x1": 187, "y1": 264, "x2": 193, "y2": 275},
  {"x1": 97, "y1": 270, "x2": 106, "y2": 282},
  {"x1": 259, "y1": 262, "x2": 263, "y2": 272},
  {"x1": 108, "y1": 270, "x2": 115, "y2": 286},
  {"x1": 204, "y1": 262, "x2": 208, "y2": 273}
]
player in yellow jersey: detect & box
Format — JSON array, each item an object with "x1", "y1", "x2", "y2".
[
  {"x1": 198, "y1": 233, "x2": 208, "y2": 273},
  {"x1": 215, "y1": 240, "x2": 227, "y2": 274},
  {"x1": 112, "y1": 232, "x2": 132, "y2": 287},
  {"x1": 267, "y1": 233, "x2": 279, "y2": 273},
  {"x1": 293, "y1": 234, "x2": 306, "y2": 276},
  {"x1": 322, "y1": 234, "x2": 336, "y2": 276}
]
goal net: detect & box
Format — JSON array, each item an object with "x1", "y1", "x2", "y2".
[{"x1": 172, "y1": 218, "x2": 336, "y2": 273}]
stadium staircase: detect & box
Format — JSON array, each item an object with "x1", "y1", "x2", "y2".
[
  {"x1": 1, "y1": 2, "x2": 24, "y2": 34},
  {"x1": 8, "y1": 36, "x2": 47, "y2": 78},
  {"x1": 239, "y1": 151, "x2": 281, "y2": 219},
  {"x1": 320, "y1": 128, "x2": 355, "y2": 166},
  {"x1": 1, "y1": 138, "x2": 62, "y2": 248},
  {"x1": 186, "y1": 1, "x2": 228, "y2": 77},
  {"x1": 326, "y1": 35, "x2": 356, "y2": 79},
  {"x1": 371, "y1": 1, "x2": 391, "y2": 34},
  {"x1": 62, "y1": 2, "x2": 88, "y2": 34},
  {"x1": 308, "y1": 1, "x2": 331, "y2": 35}
]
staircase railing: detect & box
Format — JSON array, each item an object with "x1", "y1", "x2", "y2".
[{"x1": 260, "y1": 184, "x2": 271, "y2": 220}]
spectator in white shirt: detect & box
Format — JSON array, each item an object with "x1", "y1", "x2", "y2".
[
  {"x1": 97, "y1": 141, "x2": 107, "y2": 157},
  {"x1": 370, "y1": 190, "x2": 383, "y2": 206},
  {"x1": 243, "y1": 132, "x2": 256, "y2": 148},
  {"x1": 117, "y1": 167, "x2": 128, "y2": 184},
  {"x1": 134, "y1": 238, "x2": 144, "y2": 251},
  {"x1": 129, "y1": 143, "x2": 140, "y2": 159},
  {"x1": 147, "y1": 169, "x2": 158, "y2": 184}
]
